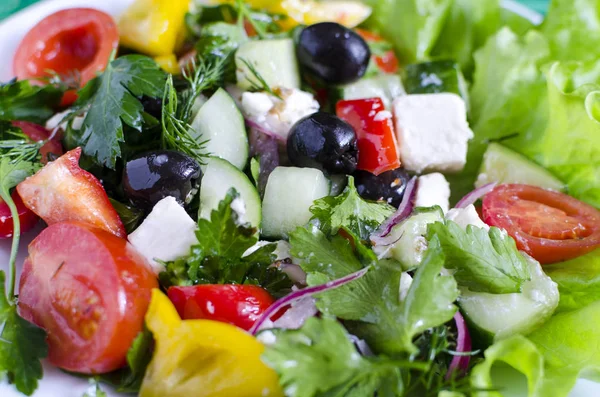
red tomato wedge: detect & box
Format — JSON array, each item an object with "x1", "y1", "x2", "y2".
[
  {"x1": 11, "y1": 121, "x2": 63, "y2": 164},
  {"x1": 18, "y1": 221, "x2": 157, "y2": 373},
  {"x1": 167, "y1": 285, "x2": 275, "y2": 331},
  {"x1": 13, "y1": 8, "x2": 118, "y2": 102},
  {"x1": 482, "y1": 184, "x2": 600, "y2": 264},
  {"x1": 17, "y1": 148, "x2": 126, "y2": 238},
  {"x1": 355, "y1": 29, "x2": 399, "y2": 74},
  {"x1": 0, "y1": 191, "x2": 39, "y2": 239},
  {"x1": 336, "y1": 98, "x2": 401, "y2": 175}
]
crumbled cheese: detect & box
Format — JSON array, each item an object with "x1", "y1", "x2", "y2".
[
  {"x1": 414, "y1": 173, "x2": 451, "y2": 213},
  {"x1": 446, "y1": 204, "x2": 489, "y2": 230}
]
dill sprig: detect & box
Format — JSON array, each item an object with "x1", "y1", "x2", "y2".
[
  {"x1": 235, "y1": 0, "x2": 268, "y2": 39},
  {"x1": 161, "y1": 75, "x2": 210, "y2": 164},
  {"x1": 0, "y1": 123, "x2": 43, "y2": 164},
  {"x1": 238, "y1": 58, "x2": 282, "y2": 99}
]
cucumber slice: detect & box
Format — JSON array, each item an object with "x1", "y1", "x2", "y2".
[
  {"x1": 189, "y1": 88, "x2": 249, "y2": 170},
  {"x1": 476, "y1": 143, "x2": 565, "y2": 191},
  {"x1": 378, "y1": 206, "x2": 444, "y2": 271},
  {"x1": 262, "y1": 167, "x2": 330, "y2": 239},
  {"x1": 235, "y1": 39, "x2": 301, "y2": 90},
  {"x1": 404, "y1": 60, "x2": 469, "y2": 108},
  {"x1": 329, "y1": 174, "x2": 347, "y2": 196},
  {"x1": 334, "y1": 74, "x2": 405, "y2": 109},
  {"x1": 199, "y1": 157, "x2": 261, "y2": 228},
  {"x1": 459, "y1": 255, "x2": 559, "y2": 347}
]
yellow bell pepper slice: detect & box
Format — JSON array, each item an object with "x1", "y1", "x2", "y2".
[
  {"x1": 140, "y1": 290, "x2": 283, "y2": 397},
  {"x1": 154, "y1": 54, "x2": 181, "y2": 75},
  {"x1": 118, "y1": 0, "x2": 190, "y2": 57}
]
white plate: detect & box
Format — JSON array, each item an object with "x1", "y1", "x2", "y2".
[{"x1": 0, "y1": 1, "x2": 598, "y2": 396}]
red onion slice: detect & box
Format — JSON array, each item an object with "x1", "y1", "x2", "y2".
[
  {"x1": 446, "y1": 312, "x2": 472, "y2": 380},
  {"x1": 245, "y1": 119, "x2": 286, "y2": 143},
  {"x1": 455, "y1": 182, "x2": 497, "y2": 209},
  {"x1": 250, "y1": 266, "x2": 370, "y2": 335},
  {"x1": 371, "y1": 176, "x2": 418, "y2": 245}
]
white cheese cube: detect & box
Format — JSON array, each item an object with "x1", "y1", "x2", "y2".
[
  {"x1": 446, "y1": 204, "x2": 489, "y2": 230},
  {"x1": 128, "y1": 197, "x2": 198, "y2": 274},
  {"x1": 414, "y1": 173, "x2": 451, "y2": 213},
  {"x1": 393, "y1": 93, "x2": 473, "y2": 173}
]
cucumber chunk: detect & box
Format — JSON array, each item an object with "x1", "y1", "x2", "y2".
[
  {"x1": 376, "y1": 206, "x2": 444, "y2": 271},
  {"x1": 334, "y1": 74, "x2": 405, "y2": 109},
  {"x1": 460, "y1": 255, "x2": 559, "y2": 347},
  {"x1": 262, "y1": 167, "x2": 330, "y2": 239},
  {"x1": 476, "y1": 143, "x2": 565, "y2": 191},
  {"x1": 199, "y1": 157, "x2": 261, "y2": 228},
  {"x1": 235, "y1": 39, "x2": 301, "y2": 90},
  {"x1": 190, "y1": 88, "x2": 249, "y2": 170},
  {"x1": 404, "y1": 60, "x2": 469, "y2": 108}
]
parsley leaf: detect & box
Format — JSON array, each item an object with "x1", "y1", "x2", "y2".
[
  {"x1": 160, "y1": 189, "x2": 292, "y2": 295},
  {"x1": 427, "y1": 221, "x2": 531, "y2": 294},
  {"x1": 76, "y1": 55, "x2": 167, "y2": 168},
  {"x1": 290, "y1": 227, "x2": 458, "y2": 355},
  {"x1": 0, "y1": 79, "x2": 64, "y2": 124},
  {"x1": 262, "y1": 316, "x2": 421, "y2": 397},
  {"x1": 0, "y1": 272, "x2": 48, "y2": 396},
  {"x1": 310, "y1": 176, "x2": 395, "y2": 240}
]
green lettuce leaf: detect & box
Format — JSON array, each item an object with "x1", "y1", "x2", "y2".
[
  {"x1": 544, "y1": 249, "x2": 600, "y2": 313},
  {"x1": 541, "y1": 0, "x2": 600, "y2": 61}
]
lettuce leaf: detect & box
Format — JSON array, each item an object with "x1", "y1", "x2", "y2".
[{"x1": 544, "y1": 249, "x2": 600, "y2": 313}]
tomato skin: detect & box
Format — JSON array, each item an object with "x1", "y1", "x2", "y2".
[
  {"x1": 355, "y1": 29, "x2": 399, "y2": 74},
  {"x1": 13, "y1": 8, "x2": 118, "y2": 87},
  {"x1": 482, "y1": 184, "x2": 600, "y2": 264},
  {"x1": 336, "y1": 98, "x2": 401, "y2": 175},
  {"x1": 167, "y1": 285, "x2": 275, "y2": 331},
  {"x1": 11, "y1": 121, "x2": 63, "y2": 164},
  {"x1": 0, "y1": 191, "x2": 39, "y2": 239},
  {"x1": 18, "y1": 222, "x2": 157, "y2": 373},
  {"x1": 17, "y1": 147, "x2": 126, "y2": 238}
]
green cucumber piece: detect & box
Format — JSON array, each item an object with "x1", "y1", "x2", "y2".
[
  {"x1": 199, "y1": 157, "x2": 261, "y2": 228},
  {"x1": 379, "y1": 206, "x2": 445, "y2": 271},
  {"x1": 404, "y1": 60, "x2": 469, "y2": 108},
  {"x1": 334, "y1": 74, "x2": 405, "y2": 109},
  {"x1": 235, "y1": 39, "x2": 301, "y2": 90},
  {"x1": 190, "y1": 88, "x2": 249, "y2": 170},
  {"x1": 262, "y1": 167, "x2": 330, "y2": 239},
  {"x1": 329, "y1": 174, "x2": 347, "y2": 196},
  {"x1": 476, "y1": 143, "x2": 565, "y2": 191},
  {"x1": 459, "y1": 255, "x2": 559, "y2": 347}
]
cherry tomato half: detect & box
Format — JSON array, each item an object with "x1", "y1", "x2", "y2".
[
  {"x1": 11, "y1": 121, "x2": 63, "y2": 164},
  {"x1": 336, "y1": 98, "x2": 401, "y2": 175},
  {"x1": 482, "y1": 184, "x2": 600, "y2": 264},
  {"x1": 13, "y1": 8, "x2": 118, "y2": 89},
  {"x1": 167, "y1": 284, "x2": 275, "y2": 331},
  {"x1": 18, "y1": 221, "x2": 157, "y2": 373},
  {"x1": 0, "y1": 191, "x2": 39, "y2": 239},
  {"x1": 355, "y1": 28, "x2": 399, "y2": 74}
]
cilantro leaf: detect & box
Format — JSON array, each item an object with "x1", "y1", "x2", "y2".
[
  {"x1": 427, "y1": 221, "x2": 531, "y2": 294},
  {"x1": 0, "y1": 79, "x2": 64, "y2": 124},
  {"x1": 290, "y1": 227, "x2": 458, "y2": 355},
  {"x1": 310, "y1": 176, "x2": 395, "y2": 240},
  {"x1": 262, "y1": 317, "x2": 408, "y2": 397},
  {"x1": 0, "y1": 272, "x2": 48, "y2": 396},
  {"x1": 76, "y1": 55, "x2": 166, "y2": 168},
  {"x1": 160, "y1": 189, "x2": 292, "y2": 295}
]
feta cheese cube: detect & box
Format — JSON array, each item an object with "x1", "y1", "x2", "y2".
[
  {"x1": 415, "y1": 173, "x2": 451, "y2": 213},
  {"x1": 240, "y1": 88, "x2": 319, "y2": 139},
  {"x1": 128, "y1": 196, "x2": 198, "y2": 274},
  {"x1": 446, "y1": 204, "x2": 489, "y2": 230},
  {"x1": 393, "y1": 93, "x2": 473, "y2": 173}
]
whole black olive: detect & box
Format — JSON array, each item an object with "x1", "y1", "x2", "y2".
[
  {"x1": 354, "y1": 168, "x2": 410, "y2": 207},
  {"x1": 123, "y1": 151, "x2": 201, "y2": 210},
  {"x1": 297, "y1": 22, "x2": 370, "y2": 85},
  {"x1": 287, "y1": 112, "x2": 358, "y2": 174}
]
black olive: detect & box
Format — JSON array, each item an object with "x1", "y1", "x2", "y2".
[
  {"x1": 123, "y1": 151, "x2": 201, "y2": 210},
  {"x1": 297, "y1": 22, "x2": 370, "y2": 85},
  {"x1": 140, "y1": 96, "x2": 163, "y2": 119},
  {"x1": 287, "y1": 112, "x2": 358, "y2": 174},
  {"x1": 354, "y1": 168, "x2": 410, "y2": 208}
]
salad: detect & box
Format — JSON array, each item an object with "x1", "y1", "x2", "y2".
[{"x1": 1, "y1": 0, "x2": 600, "y2": 396}]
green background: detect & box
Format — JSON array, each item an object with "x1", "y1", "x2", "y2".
[{"x1": 0, "y1": 0, "x2": 549, "y2": 20}]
